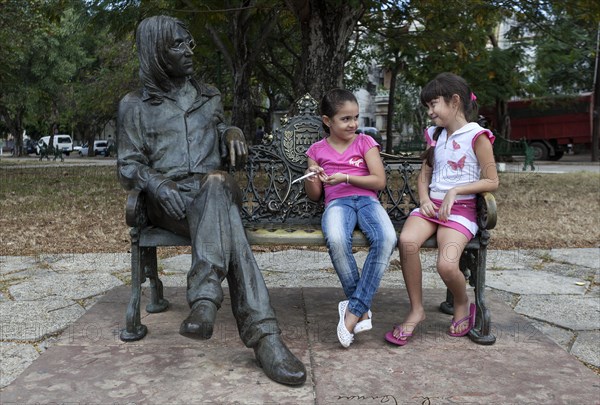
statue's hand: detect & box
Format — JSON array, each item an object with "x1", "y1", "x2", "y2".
[
  {"x1": 224, "y1": 127, "x2": 247, "y2": 169},
  {"x1": 155, "y1": 180, "x2": 186, "y2": 220}
]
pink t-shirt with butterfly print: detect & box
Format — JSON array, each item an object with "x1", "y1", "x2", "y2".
[
  {"x1": 306, "y1": 133, "x2": 380, "y2": 206},
  {"x1": 424, "y1": 122, "x2": 495, "y2": 199}
]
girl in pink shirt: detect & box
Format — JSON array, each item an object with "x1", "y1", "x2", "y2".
[
  {"x1": 385, "y1": 73, "x2": 499, "y2": 346},
  {"x1": 305, "y1": 89, "x2": 396, "y2": 348}
]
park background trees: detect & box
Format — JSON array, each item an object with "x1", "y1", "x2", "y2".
[{"x1": 1, "y1": 0, "x2": 598, "y2": 159}]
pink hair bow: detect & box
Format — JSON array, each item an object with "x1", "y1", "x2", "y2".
[{"x1": 470, "y1": 92, "x2": 477, "y2": 101}]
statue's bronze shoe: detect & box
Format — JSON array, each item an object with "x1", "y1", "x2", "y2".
[
  {"x1": 254, "y1": 334, "x2": 307, "y2": 386},
  {"x1": 179, "y1": 300, "x2": 217, "y2": 339}
]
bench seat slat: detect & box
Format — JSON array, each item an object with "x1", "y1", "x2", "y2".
[
  {"x1": 140, "y1": 224, "x2": 481, "y2": 250},
  {"x1": 139, "y1": 227, "x2": 190, "y2": 247}
]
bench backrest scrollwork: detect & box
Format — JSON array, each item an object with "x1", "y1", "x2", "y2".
[{"x1": 236, "y1": 94, "x2": 422, "y2": 227}]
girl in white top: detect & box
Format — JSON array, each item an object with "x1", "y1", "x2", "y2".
[{"x1": 385, "y1": 73, "x2": 499, "y2": 346}]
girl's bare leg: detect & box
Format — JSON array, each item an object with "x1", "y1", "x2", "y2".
[
  {"x1": 436, "y1": 226, "x2": 471, "y2": 335},
  {"x1": 395, "y1": 216, "x2": 437, "y2": 339}
]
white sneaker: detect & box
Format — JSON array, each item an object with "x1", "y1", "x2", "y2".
[
  {"x1": 337, "y1": 300, "x2": 354, "y2": 348},
  {"x1": 353, "y1": 310, "x2": 373, "y2": 334}
]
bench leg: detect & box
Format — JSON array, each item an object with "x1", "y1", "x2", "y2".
[
  {"x1": 439, "y1": 290, "x2": 454, "y2": 315},
  {"x1": 143, "y1": 246, "x2": 169, "y2": 313},
  {"x1": 468, "y1": 246, "x2": 496, "y2": 345},
  {"x1": 120, "y1": 232, "x2": 148, "y2": 342}
]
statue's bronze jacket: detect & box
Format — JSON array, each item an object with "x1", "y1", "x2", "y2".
[{"x1": 117, "y1": 78, "x2": 229, "y2": 195}]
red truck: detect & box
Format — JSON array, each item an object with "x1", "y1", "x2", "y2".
[{"x1": 485, "y1": 92, "x2": 593, "y2": 161}]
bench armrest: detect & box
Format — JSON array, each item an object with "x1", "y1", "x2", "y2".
[
  {"x1": 125, "y1": 189, "x2": 150, "y2": 228},
  {"x1": 477, "y1": 192, "x2": 497, "y2": 230}
]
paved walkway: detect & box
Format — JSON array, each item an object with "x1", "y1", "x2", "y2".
[
  {"x1": 500, "y1": 153, "x2": 599, "y2": 174},
  {"x1": 1, "y1": 248, "x2": 599, "y2": 403}
]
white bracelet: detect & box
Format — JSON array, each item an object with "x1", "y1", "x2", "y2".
[{"x1": 346, "y1": 174, "x2": 349, "y2": 184}]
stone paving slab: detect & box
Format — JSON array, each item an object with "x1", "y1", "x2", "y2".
[
  {"x1": 485, "y1": 249, "x2": 544, "y2": 270},
  {"x1": 32, "y1": 252, "x2": 131, "y2": 274},
  {"x1": 8, "y1": 272, "x2": 122, "y2": 301},
  {"x1": 571, "y1": 330, "x2": 600, "y2": 368},
  {"x1": 549, "y1": 248, "x2": 600, "y2": 269},
  {"x1": 2, "y1": 286, "x2": 599, "y2": 404},
  {"x1": 0, "y1": 298, "x2": 85, "y2": 341},
  {"x1": 528, "y1": 320, "x2": 574, "y2": 350},
  {"x1": 0, "y1": 343, "x2": 40, "y2": 389},
  {"x1": 0, "y1": 256, "x2": 39, "y2": 275},
  {"x1": 486, "y1": 270, "x2": 590, "y2": 295},
  {"x1": 515, "y1": 295, "x2": 600, "y2": 330}
]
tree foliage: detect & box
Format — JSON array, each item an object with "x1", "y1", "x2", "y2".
[
  {"x1": 0, "y1": 0, "x2": 139, "y2": 155},
  {"x1": 504, "y1": 0, "x2": 598, "y2": 96},
  {"x1": 0, "y1": 0, "x2": 82, "y2": 154},
  {"x1": 1, "y1": 0, "x2": 597, "y2": 157}
]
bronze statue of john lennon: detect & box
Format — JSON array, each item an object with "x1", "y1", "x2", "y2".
[{"x1": 116, "y1": 15, "x2": 306, "y2": 386}]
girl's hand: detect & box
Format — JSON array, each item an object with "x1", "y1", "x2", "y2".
[
  {"x1": 323, "y1": 172, "x2": 346, "y2": 185},
  {"x1": 438, "y1": 189, "x2": 457, "y2": 222},
  {"x1": 419, "y1": 199, "x2": 438, "y2": 218},
  {"x1": 306, "y1": 165, "x2": 326, "y2": 183}
]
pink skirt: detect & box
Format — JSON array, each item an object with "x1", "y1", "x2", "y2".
[{"x1": 410, "y1": 197, "x2": 477, "y2": 240}]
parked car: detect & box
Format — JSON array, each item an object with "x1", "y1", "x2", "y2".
[
  {"x1": 35, "y1": 135, "x2": 73, "y2": 156},
  {"x1": 79, "y1": 140, "x2": 109, "y2": 156},
  {"x1": 25, "y1": 139, "x2": 37, "y2": 154}
]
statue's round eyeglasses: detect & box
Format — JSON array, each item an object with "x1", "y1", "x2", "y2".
[{"x1": 170, "y1": 39, "x2": 196, "y2": 53}]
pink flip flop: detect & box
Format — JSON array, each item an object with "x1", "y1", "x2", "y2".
[
  {"x1": 448, "y1": 303, "x2": 476, "y2": 337},
  {"x1": 384, "y1": 325, "x2": 413, "y2": 346}
]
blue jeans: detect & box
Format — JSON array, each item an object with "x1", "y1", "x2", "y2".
[{"x1": 322, "y1": 196, "x2": 397, "y2": 317}]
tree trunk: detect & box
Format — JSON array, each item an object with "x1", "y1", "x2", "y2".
[
  {"x1": 228, "y1": 3, "x2": 254, "y2": 143},
  {"x1": 204, "y1": 2, "x2": 278, "y2": 144},
  {"x1": 495, "y1": 98, "x2": 509, "y2": 139},
  {"x1": 13, "y1": 129, "x2": 23, "y2": 157},
  {"x1": 231, "y1": 65, "x2": 255, "y2": 143},
  {"x1": 591, "y1": 24, "x2": 599, "y2": 162},
  {"x1": 1, "y1": 107, "x2": 25, "y2": 156},
  {"x1": 288, "y1": 0, "x2": 365, "y2": 101},
  {"x1": 81, "y1": 124, "x2": 95, "y2": 157},
  {"x1": 385, "y1": 65, "x2": 399, "y2": 154}
]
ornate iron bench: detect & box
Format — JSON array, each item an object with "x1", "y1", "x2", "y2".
[{"x1": 121, "y1": 94, "x2": 498, "y2": 345}]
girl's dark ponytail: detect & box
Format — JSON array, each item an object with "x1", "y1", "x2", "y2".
[
  {"x1": 420, "y1": 126, "x2": 443, "y2": 167},
  {"x1": 418, "y1": 72, "x2": 478, "y2": 167},
  {"x1": 467, "y1": 93, "x2": 479, "y2": 122}
]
